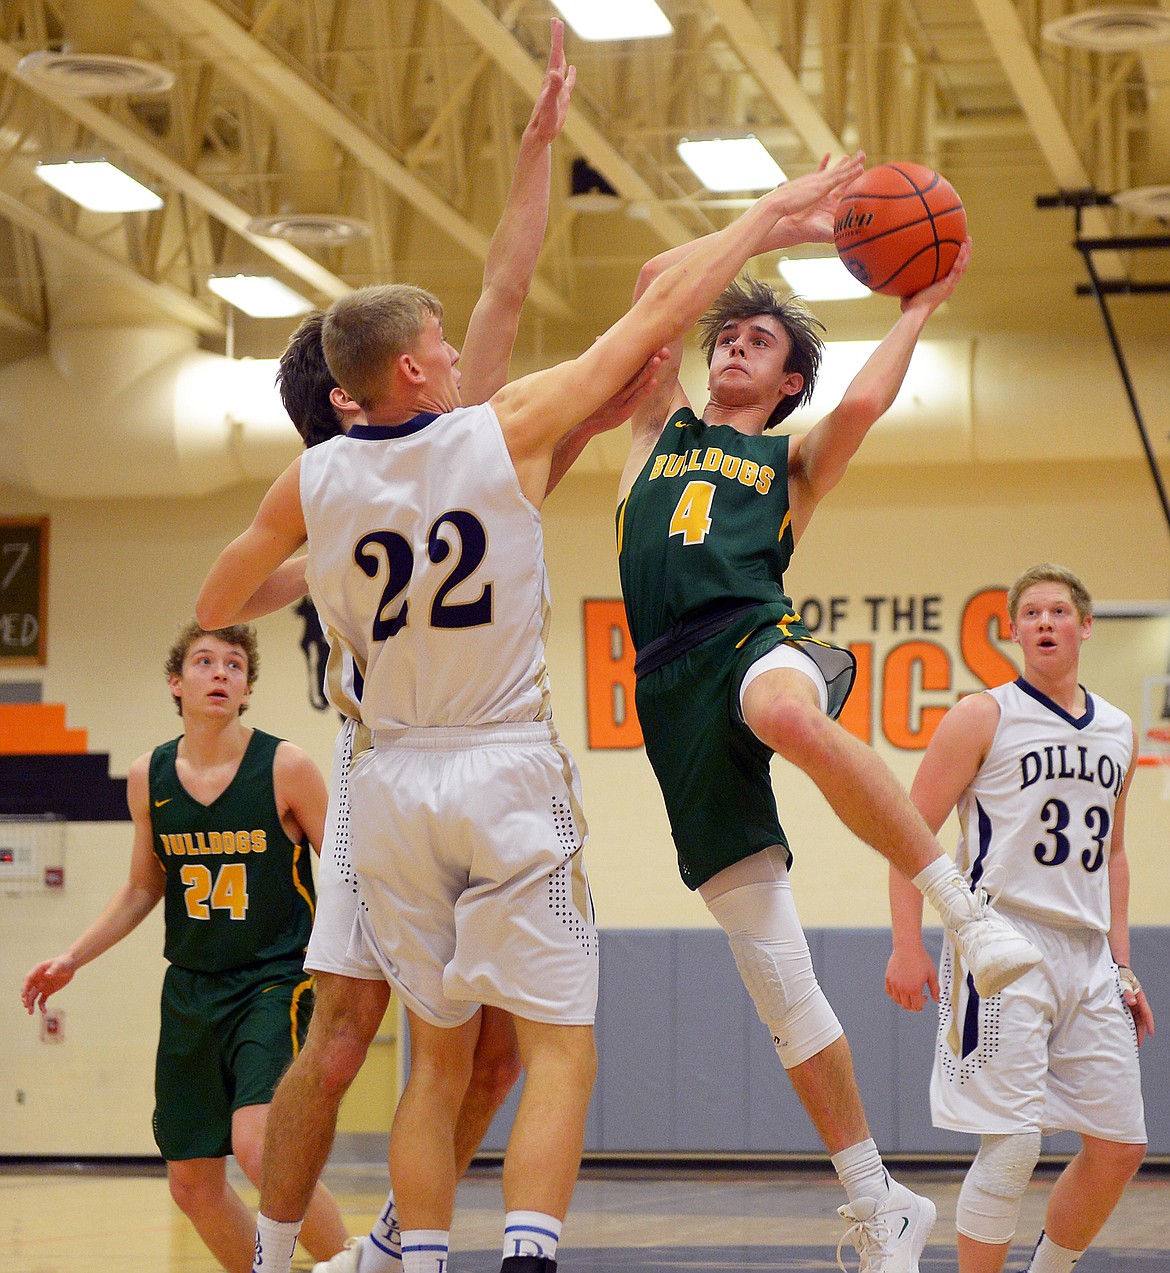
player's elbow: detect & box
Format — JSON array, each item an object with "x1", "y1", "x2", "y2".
[{"x1": 195, "y1": 583, "x2": 236, "y2": 633}]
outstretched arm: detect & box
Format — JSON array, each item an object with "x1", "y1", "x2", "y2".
[
  {"x1": 886, "y1": 689, "x2": 996, "y2": 1011},
  {"x1": 459, "y1": 19, "x2": 574, "y2": 404},
  {"x1": 495, "y1": 154, "x2": 866, "y2": 507},
  {"x1": 197, "y1": 458, "x2": 308, "y2": 631},
  {"x1": 20, "y1": 757, "x2": 165, "y2": 1013},
  {"x1": 789, "y1": 238, "x2": 971, "y2": 541},
  {"x1": 619, "y1": 155, "x2": 848, "y2": 500}
]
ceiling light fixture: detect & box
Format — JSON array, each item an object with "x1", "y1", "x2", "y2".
[
  {"x1": 777, "y1": 257, "x2": 873, "y2": 301},
  {"x1": 35, "y1": 159, "x2": 162, "y2": 212},
  {"x1": 208, "y1": 275, "x2": 314, "y2": 319},
  {"x1": 677, "y1": 137, "x2": 786, "y2": 193},
  {"x1": 550, "y1": 0, "x2": 672, "y2": 41}
]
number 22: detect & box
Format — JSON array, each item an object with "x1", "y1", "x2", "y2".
[{"x1": 355, "y1": 510, "x2": 492, "y2": 641}]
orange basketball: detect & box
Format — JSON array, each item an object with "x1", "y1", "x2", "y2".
[{"x1": 833, "y1": 162, "x2": 967, "y2": 297}]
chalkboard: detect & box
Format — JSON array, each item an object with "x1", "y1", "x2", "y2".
[{"x1": 0, "y1": 518, "x2": 48, "y2": 665}]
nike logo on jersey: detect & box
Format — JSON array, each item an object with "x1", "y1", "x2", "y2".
[{"x1": 154, "y1": 798, "x2": 172, "y2": 807}]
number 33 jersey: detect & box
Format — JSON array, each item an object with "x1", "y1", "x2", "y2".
[
  {"x1": 301, "y1": 406, "x2": 554, "y2": 730},
  {"x1": 956, "y1": 678, "x2": 1133, "y2": 933}
]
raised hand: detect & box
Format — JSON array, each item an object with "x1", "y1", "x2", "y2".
[
  {"x1": 902, "y1": 236, "x2": 972, "y2": 315},
  {"x1": 525, "y1": 18, "x2": 576, "y2": 145}
]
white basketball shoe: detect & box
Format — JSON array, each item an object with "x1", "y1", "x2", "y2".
[{"x1": 836, "y1": 1180, "x2": 936, "y2": 1273}]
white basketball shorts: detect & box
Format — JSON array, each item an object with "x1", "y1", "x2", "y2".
[
  {"x1": 304, "y1": 717, "x2": 384, "y2": 981},
  {"x1": 932, "y1": 911, "x2": 1145, "y2": 1143},
  {"x1": 349, "y1": 722, "x2": 599, "y2": 1028}
]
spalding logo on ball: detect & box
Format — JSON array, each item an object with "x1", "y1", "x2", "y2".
[{"x1": 834, "y1": 162, "x2": 967, "y2": 297}]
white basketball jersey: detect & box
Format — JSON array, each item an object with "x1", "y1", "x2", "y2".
[
  {"x1": 954, "y1": 679, "x2": 1133, "y2": 932},
  {"x1": 301, "y1": 405, "x2": 554, "y2": 729}
]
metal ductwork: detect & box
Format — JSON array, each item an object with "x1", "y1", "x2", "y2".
[{"x1": 0, "y1": 325, "x2": 296, "y2": 497}]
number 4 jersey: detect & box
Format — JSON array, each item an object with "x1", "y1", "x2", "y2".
[
  {"x1": 149, "y1": 729, "x2": 315, "y2": 973},
  {"x1": 301, "y1": 407, "x2": 554, "y2": 730},
  {"x1": 957, "y1": 679, "x2": 1133, "y2": 933}
]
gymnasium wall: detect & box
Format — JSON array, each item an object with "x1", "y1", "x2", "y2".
[{"x1": 2, "y1": 454, "x2": 1169, "y2": 1157}]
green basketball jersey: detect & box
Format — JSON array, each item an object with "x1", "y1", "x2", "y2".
[
  {"x1": 617, "y1": 407, "x2": 811, "y2": 653},
  {"x1": 148, "y1": 728, "x2": 315, "y2": 974}
]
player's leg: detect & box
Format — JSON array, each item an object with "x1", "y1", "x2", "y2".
[
  {"x1": 312, "y1": 1006, "x2": 522, "y2": 1273},
  {"x1": 166, "y1": 1156, "x2": 255, "y2": 1273},
  {"x1": 1024, "y1": 1135, "x2": 1145, "y2": 1270},
  {"x1": 1023, "y1": 937, "x2": 1148, "y2": 1272},
  {"x1": 260, "y1": 972, "x2": 388, "y2": 1220},
  {"x1": 954, "y1": 1131, "x2": 1043, "y2": 1273},
  {"x1": 499, "y1": 1016, "x2": 597, "y2": 1269},
  {"x1": 389, "y1": 1007, "x2": 482, "y2": 1273},
  {"x1": 741, "y1": 658, "x2": 1039, "y2": 997},
  {"x1": 231, "y1": 1102, "x2": 348, "y2": 1260},
  {"x1": 455, "y1": 1006, "x2": 523, "y2": 1171},
  {"x1": 700, "y1": 852, "x2": 934, "y2": 1271}
]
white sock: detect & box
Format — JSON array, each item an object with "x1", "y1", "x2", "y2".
[
  {"x1": 1027, "y1": 1231, "x2": 1083, "y2": 1272},
  {"x1": 502, "y1": 1210, "x2": 562, "y2": 1260},
  {"x1": 361, "y1": 1190, "x2": 402, "y2": 1269},
  {"x1": 252, "y1": 1214, "x2": 302, "y2": 1273},
  {"x1": 830, "y1": 1139, "x2": 889, "y2": 1206},
  {"x1": 400, "y1": 1229, "x2": 448, "y2": 1273},
  {"x1": 914, "y1": 856, "x2": 970, "y2": 924}
]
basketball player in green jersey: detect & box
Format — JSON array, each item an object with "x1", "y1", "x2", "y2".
[
  {"x1": 21, "y1": 621, "x2": 348, "y2": 1273},
  {"x1": 607, "y1": 217, "x2": 1052, "y2": 1271}
]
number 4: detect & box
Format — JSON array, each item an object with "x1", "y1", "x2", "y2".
[{"x1": 669, "y1": 481, "x2": 716, "y2": 545}]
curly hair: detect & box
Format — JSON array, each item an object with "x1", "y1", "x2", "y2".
[
  {"x1": 164, "y1": 620, "x2": 259, "y2": 715},
  {"x1": 697, "y1": 276, "x2": 825, "y2": 429}
]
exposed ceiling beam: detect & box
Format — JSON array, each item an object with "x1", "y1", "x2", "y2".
[
  {"x1": 969, "y1": 0, "x2": 1120, "y2": 268},
  {"x1": 139, "y1": 0, "x2": 573, "y2": 319},
  {"x1": 0, "y1": 294, "x2": 42, "y2": 335},
  {"x1": 0, "y1": 187, "x2": 224, "y2": 333},
  {"x1": 434, "y1": 0, "x2": 696, "y2": 249},
  {"x1": 703, "y1": 0, "x2": 848, "y2": 160},
  {"x1": 0, "y1": 40, "x2": 351, "y2": 303}
]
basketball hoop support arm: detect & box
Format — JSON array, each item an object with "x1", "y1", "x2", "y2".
[{"x1": 1037, "y1": 191, "x2": 1170, "y2": 543}]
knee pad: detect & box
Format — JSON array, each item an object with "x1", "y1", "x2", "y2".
[
  {"x1": 956, "y1": 1131, "x2": 1042, "y2": 1244},
  {"x1": 725, "y1": 929, "x2": 842, "y2": 1068}
]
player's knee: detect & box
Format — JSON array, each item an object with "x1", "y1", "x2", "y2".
[
  {"x1": 231, "y1": 1134, "x2": 264, "y2": 1185},
  {"x1": 166, "y1": 1163, "x2": 219, "y2": 1218},
  {"x1": 751, "y1": 693, "x2": 828, "y2": 763},
  {"x1": 468, "y1": 1023, "x2": 522, "y2": 1112},
  {"x1": 1084, "y1": 1136, "x2": 1146, "y2": 1182},
  {"x1": 956, "y1": 1131, "x2": 1041, "y2": 1244},
  {"x1": 725, "y1": 930, "x2": 842, "y2": 1068}
]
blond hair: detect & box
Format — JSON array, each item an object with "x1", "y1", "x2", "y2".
[
  {"x1": 321, "y1": 284, "x2": 443, "y2": 410},
  {"x1": 1007, "y1": 563, "x2": 1092, "y2": 623}
]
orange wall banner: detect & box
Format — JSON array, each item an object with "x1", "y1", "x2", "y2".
[
  {"x1": 583, "y1": 589, "x2": 1016, "y2": 751},
  {"x1": 583, "y1": 599, "x2": 642, "y2": 749}
]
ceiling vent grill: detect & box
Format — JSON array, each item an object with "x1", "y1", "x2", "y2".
[
  {"x1": 17, "y1": 51, "x2": 175, "y2": 96},
  {"x1": 245, "y1": 214, "x2": 371, "y2": 246},
  {"x1": 1112, "y1": 185, "x2": 1170, "y2": 219},
  {"x1": 1042, "y1": 7, "x2": 1170, "y2": 50}
]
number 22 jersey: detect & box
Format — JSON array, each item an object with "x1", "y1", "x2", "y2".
[
  {"x1": 300, "y1": 406, "x2": 555, "y2": 730},
  {"x1": 956, "y1": 678, "x2": 1133, "y2": 933}
]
